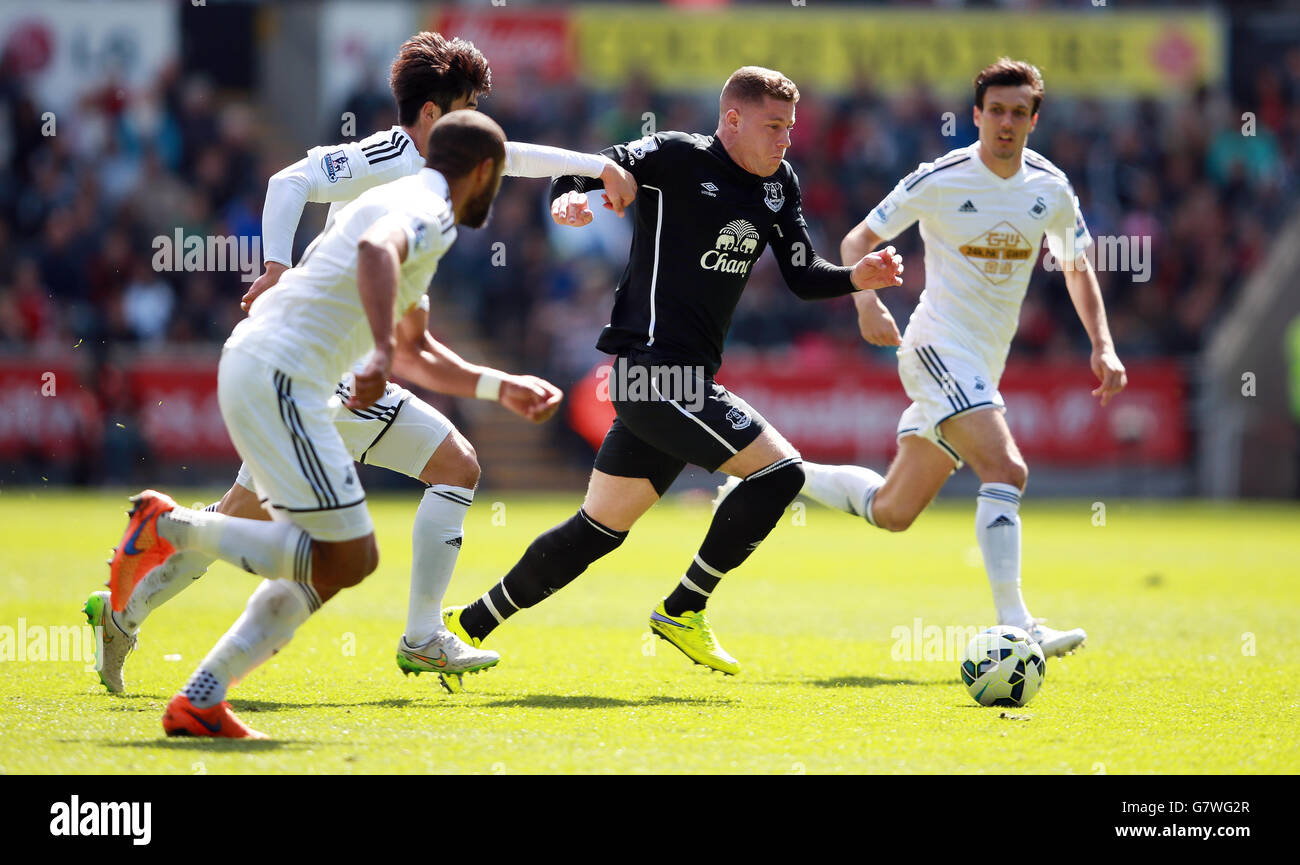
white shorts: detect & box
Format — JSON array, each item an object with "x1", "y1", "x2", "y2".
[
  {"x1": 219, "y1": 347, "x2": 374, "y2": 542},
  {"x1": 235, "y1": 375, "x2": 454, "y2": 491},
  {"x1": 896, "y1": 342, "x2": 1006, "y2": 468}
]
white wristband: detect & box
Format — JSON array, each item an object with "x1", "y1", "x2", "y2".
[{"x1": 475, "y1": 370, "x2": 505, "y2": 401}]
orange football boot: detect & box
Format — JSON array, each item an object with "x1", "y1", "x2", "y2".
[
  {"x1": 162, "y1": 694, "x2": 268, "y2": 739},
  {"x1": 109, "y1": 490, "x2": 178, "y2": 612}
]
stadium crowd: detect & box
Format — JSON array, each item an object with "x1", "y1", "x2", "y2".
[{"x1": 2, "y1": 50, "x2": 1298, "y2": 433}]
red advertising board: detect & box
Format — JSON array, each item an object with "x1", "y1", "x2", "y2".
[
  {"x1": 0, "y1": 359, "x2": 100, "y2": 460},
  {"x1": 129, "y1": 358, "x2": 235, "y2": 460},
  {"x1": 433, "y1": 9, "x2": 575, "y2": 82},
  {"x1": 0, "y1": 355, "x2": 236, "y2": 463},
  {"x1": 568, "y1": 354, "x2": 1188, "y2": 466},
  {"x1": 1, "y1": 352, "x2": 1188, "y2": 470}
]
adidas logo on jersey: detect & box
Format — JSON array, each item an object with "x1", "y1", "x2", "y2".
[
  {"x1": 958, "y1": 200, "x2": 978, "y2": 213},
  {"x1": 987, "y1": 515, "x2": 1016, "y2": 529}
]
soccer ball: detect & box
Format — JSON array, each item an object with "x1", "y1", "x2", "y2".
[{"x1": 959, "y1": 626, "x2": 1046, "y2": 707}]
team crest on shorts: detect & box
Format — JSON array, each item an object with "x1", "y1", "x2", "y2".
[
  {"x1": 763, "y1": 182, "x2": 785, "y2": 212},
  {"x1": 725, "y1": 406, "x2": 752, "y2": 430}
]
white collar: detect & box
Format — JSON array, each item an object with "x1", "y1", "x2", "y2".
[
  {"x1": 970, "y1": 141, "x2": 1024, "y2": 184},
  {"x1": 417, "y1": 166, "x2": 451, "y2": 202}
]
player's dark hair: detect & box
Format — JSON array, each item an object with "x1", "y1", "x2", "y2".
[
  {"x1": 424, "y1": 110, "x2": 506, "y2": 178},
  {"x1": 390, "y1": 32, "x2": 492, "y2": 127},
  {"x1": 974, "y1": 58, "x2": 1044, "y2": 114},
  {"x1": 720, "y1": 66, "x2": 800, "y2": 108}
]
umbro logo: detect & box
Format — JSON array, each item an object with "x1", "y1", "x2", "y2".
[
  {"x1": 959, "y1": 200, "x2": 978, "y2": 213},
  {"x1": 700, "y1": 182, "x2": 718, "y2": 197}
]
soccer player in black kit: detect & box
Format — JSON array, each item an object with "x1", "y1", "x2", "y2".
[{"x1": 440, "y1": 67, "x2": 903, "y2": 683}]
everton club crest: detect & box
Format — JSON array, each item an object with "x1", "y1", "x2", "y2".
[{"x1": 763, "y1": 181, "x2": 784, "y2": 212}]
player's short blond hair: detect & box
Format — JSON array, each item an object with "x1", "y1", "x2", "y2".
[
  {"x1": 720, "y1": 66, "x2": 800, "y2": 110},
  {"x1": 974, "y1": 58, "x2": 1044, "y2": 114}
]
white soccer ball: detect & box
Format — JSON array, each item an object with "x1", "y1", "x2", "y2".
[{"x1": 959, "y1": 626, "x2": 1046, "y2": 707}]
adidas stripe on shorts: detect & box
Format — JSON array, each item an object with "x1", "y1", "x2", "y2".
[
  {"x1": 895, "y1": 342, "x2": 1006, "y2": 468},
  {"x1": 218, "y1": 346, "x2": 374, "y2": 542},
  {"x1": 235, "y1": 370, "x2": 455, "y2": 496}
]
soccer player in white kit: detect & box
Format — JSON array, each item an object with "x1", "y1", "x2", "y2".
[
  {"x1": 84, "y1": 33, "x2": 636, "y2": 694},
  {"x1": 787, "y1": 59, "x2": 1127, "y2": 656},
  {"x1": 108, "y1": 112, "x2": 510, "y2": 738}
]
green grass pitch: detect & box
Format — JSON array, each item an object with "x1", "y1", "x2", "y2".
[{"x1": 1, "y1": 488, "x2": 1296, "y2": 774}]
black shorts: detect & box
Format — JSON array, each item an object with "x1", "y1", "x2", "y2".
[{"x1": 592, "y1": 354, "x2": 768, "y2": 496}]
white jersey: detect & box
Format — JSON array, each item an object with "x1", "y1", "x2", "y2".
[
  {"x1": 228, "y1": 168, "x2": 456, "y2": 385},
  {"x1": 262, "y1": 126, "x2": 608, "y2": 266},
  {"x1": 865, "y1": 143, "x2": 1091, "y2": 379}
]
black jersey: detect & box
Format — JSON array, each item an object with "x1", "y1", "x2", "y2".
[{"x1": 551, "y1": 131, "x2": 858, "y2": 376}]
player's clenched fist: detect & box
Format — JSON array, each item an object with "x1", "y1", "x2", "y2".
[
  {"x1": 850, "y1": 245, "x2": 905, "y2": 293},
  {"x1": 348, "y1": 348, "x2": 392, "y2": 410},
  {"x1": 500, "y1": 374, "x2": 564, "y2": 423},
  {"x1": 599, "y1": 160, "x2": 637, "y2": 217},
  {"x1": 552, "y1": 190, "x2": 594, "y2": 227}
]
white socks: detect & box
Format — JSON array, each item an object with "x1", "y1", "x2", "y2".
[
  {"x1": 158, "y1": 506, "x2": 311, "y2": 584},
  {"x1": 182, "y1": 579, "x2": 315, "y2": 708},
  {"x1": 801, "y1": 462, "x2": 885, "y2": 526},
  {"x1": 120, "y1": 504, "x2": 218, "y2": 634},
  {"x1": 404, "y1": 485, "x2": 474, "y2": 645},
  {"x1": 976, "y1": 482, "x2": 1031, "y2": 627},
  {"x1": 802, "y1": 467, "x2": 1034, "y2": 627},
  {"x1": 121, "y1": 550, "x2": 216, "y2": 634}
]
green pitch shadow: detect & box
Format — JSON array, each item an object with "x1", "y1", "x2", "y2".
[
  {"x1": 806, "y1": 675, "x2": 937, "y2": 688},
  {"x1": 480, "y1": 694, "x2": 734, "y2": 710},
  {"x1": 220, "y1": 698, "x2": 417, "y2": 713},
  {"x1": 86, "y1": 738, "x2": 313, "y2": 753}
]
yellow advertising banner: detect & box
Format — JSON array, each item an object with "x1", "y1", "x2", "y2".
[{"x1": 573, "y1": 7, "x2": 1223, "y2": 97}]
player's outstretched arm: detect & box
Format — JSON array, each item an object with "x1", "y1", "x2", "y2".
[
  {"x1": 550, "y1": 133, "x2": 675, "y2": 226},
  {"x1": 1062, "y1": 255, "x2": 1126, "y2": 406},
  {"x1": 772, "y1": 228, "x2": 903, "y2": 299},
  {"x1": 505, "y1": 142, "x2": 636, "y2": 216},
  {"x1": 849, "y1": 247, "x2": 905, "y2": 293},
  {"x1": 392, "y1": 304, "x2": 564, "y2": 423},
  {"x1": 769, "y1": 176, "x2": 902, "y2": 300}
]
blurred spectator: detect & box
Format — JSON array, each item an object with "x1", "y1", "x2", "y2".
[{"x1": 122, "y1": 259, "x2": 174, "y2": 345}]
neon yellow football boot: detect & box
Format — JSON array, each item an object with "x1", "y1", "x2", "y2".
[{"x1": 649, "y1": 600, "x2": 740, "y2": 676}]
